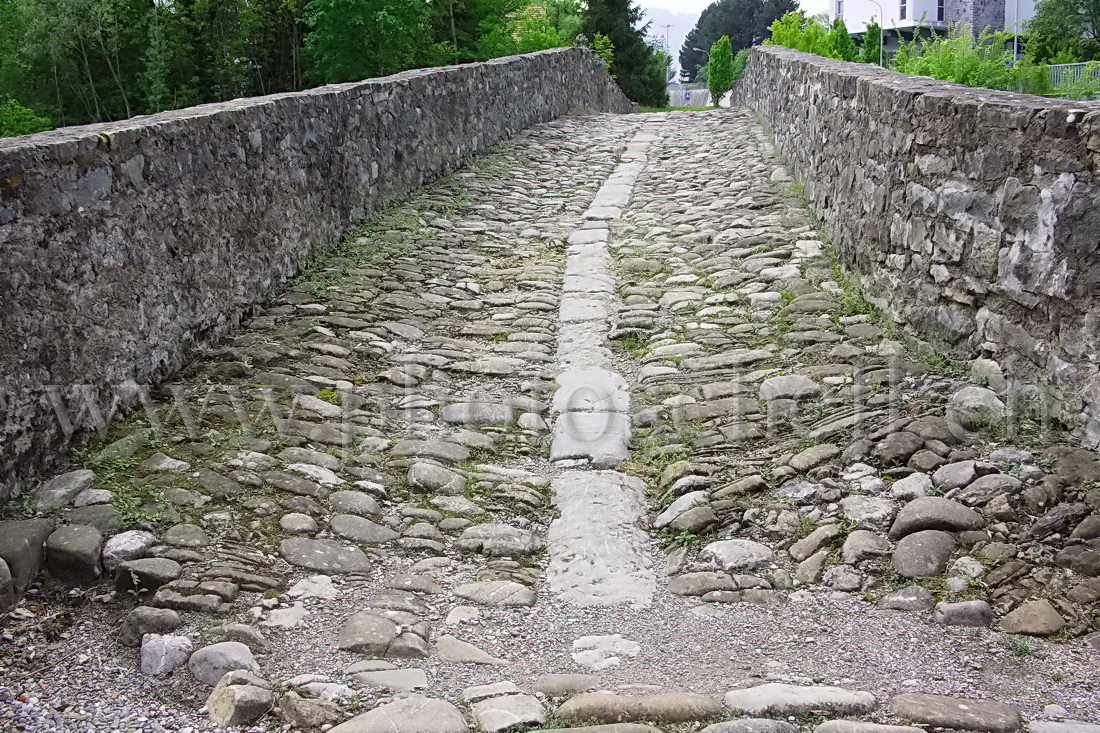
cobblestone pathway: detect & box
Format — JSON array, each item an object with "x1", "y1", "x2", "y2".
[{"x1": 2, "y1": 110, "x2": 1099, "y2": 733}]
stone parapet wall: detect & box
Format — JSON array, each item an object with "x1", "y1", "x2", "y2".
[
  {"x1": 0, "y1": 48, "x2": 633, "y2": 502},
  {"x1": 732, "y1": 45, "x2": 1100, "y2": 446}
]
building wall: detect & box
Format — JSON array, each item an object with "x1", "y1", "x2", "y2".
[
  {"x1": 732, "y1": 45, "x2": 1100, "y2": 448},
  {"x1": 0, "y1": 48, "x2": 633, "y2": 502}
]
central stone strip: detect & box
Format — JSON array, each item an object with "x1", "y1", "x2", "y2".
[{"x1": 546, "y1": 127, "x2": 659, "y2": 606}]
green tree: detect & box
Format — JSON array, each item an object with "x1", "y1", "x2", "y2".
[
  {"x1": 305, "y1": 0, "x2": 435, "y2": 82},
  {"x1": 0, "y1": 96, "x2": 51, "y2": 136},
  {"x1": 589, "y1": 32, "x2": 614, "y2": 70},
  {"x1": 140, "y1": 5, "x2": 173, "y2": 113},
  {"x1": 680, "y1": 0, "x2": 796, "y2": 82},
  {"x1": 730, "y1": 46, "x2": 748, "y2": 83},
  {"x1": 582, "y1": 0, "x2": 667, "y2": 106},
  {"x1": 829, "y1": 17, "x2": 857, "y2": 61},
  {"x1": 706, "y1": 35, "x2": 733, "y2": 103},
  {"x1": 859, "y1": 20, "x2": 882, "y2": 64},
  {"x1": 1028, "y1": 0, "x2": 1100, "y2": 60}
]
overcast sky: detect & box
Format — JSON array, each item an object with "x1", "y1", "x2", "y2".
[{"x1": 642, "y1": 0, "x2": 829, "y2": 76}]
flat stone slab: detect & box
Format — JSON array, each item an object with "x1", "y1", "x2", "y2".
[
  {"x1": 546, "y1": 471, "x2": 655, "y2": 606},
  {"x1": 437, "y1": 634, "x2": 507, "y2": 665},
  {"x1": 550, "y1": 412, "x2": 630, "y2": 468},
  {"x1": 389, "y1": 440, "x2": 470, "y2": 464},
  {"x1": 890, "y1": 693, "x2": 1021, "y2": 733},
  {"x1": 557, "y1": 692, "x2": 723, "y2": 724},
  {"x1": 442, "y1": 402, "x2": 515, "y2": 425},
  {"x1": 724, "y1": 684, "x2": 876, "y2": 716},
  {"x1": 453, "y1": 581, "x2": 537, "y2": 607},
  {"x1": 473, "y1": 694, "x2": 547, "y2": 733},
  {"x1": 700, "y1": 540, "x2": 775, "y2": 572},
  {"x1": 351, "y1": 668, "x2": 427, "y2": 692},
  {"x1": 541, "y1": 728, "x2": 660, "y2": 733},
  {"x1": 554, "y1": 368, "x2": 630, "y2": 414},
  {"x1": 682, "y1": 348, "x2": 771, "y2": 371},
  {"x1": 455, "y1": 524, "x2": 544, "y2": 557},
  {"x1": 704, "y1": 722, "x2": 798, "y2": 733},
  {"x1": 560, "y1": 297, "x2": 608, "y2": 323},
  {"x1": 814, "y1": 723, "x2": 923, "y2": 733},
  {"x1": 329, "y1": 695, "x2": 468, "y2": 733},
  {"x1": 34, "y1": 469, "x2": 95, "y2": 513},
  {"x1": 279, "y1": 538, "x2": 374, "y2": 574},
  {"x1": 330, "y1": 515, "x2": 399, "y2": 544}
]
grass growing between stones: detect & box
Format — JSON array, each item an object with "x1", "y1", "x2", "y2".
[{"x1": 1004, "y1": 634, "x2": 1046, "y2": 658}]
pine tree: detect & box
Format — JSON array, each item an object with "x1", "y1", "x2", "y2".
[
  {"x1": 829, "y1": 17, "x2": 858, "y2": 61},
  {"x1": 859, "y1": 20, "x2": 882, "y2": 65},
  {"x1": 582, "y1": 0, "x2": 667, "y2": 106}
]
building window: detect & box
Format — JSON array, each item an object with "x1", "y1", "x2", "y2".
[
  {"x1": 900, "y1": 0, "x2": 907, "y2": 19},
  {"x1": 936, "y1": 0, "x2": 944, "y2": 20},
  {"x1": 837, "y1": 0, "x2": 844, "y2": 17}
]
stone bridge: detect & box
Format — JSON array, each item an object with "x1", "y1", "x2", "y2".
[{"x1": 0, "y1": 47, "x2": 1098, "y2": 733}]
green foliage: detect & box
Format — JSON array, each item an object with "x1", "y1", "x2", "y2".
[
  {"x1": 305, "y1": 0, "x2": 437, "y2": 82},
  {"x1": 0, "y1": 96, "x2": 51, "y2": 136},
  {"x1": 582, "y1": 0, "x2": 668, "y2": 106},
  {"x1": 0, "y1": 0, "x2": 589, "y2": 128},
  {"x1": 764, "y1": 11, "x2": 841, "y2": 59},
  {"x1": 679, "y1": 0, "x2": 797, "y2": 82},
  {"x1": 477, "y1": 2, "x2": 581, "y2": 59},
  {"x1": 1004, "y1": 634, "x2": 1046, "y2": 658},
  {"x1": 589, "y1": 32, "x2": 614, "y2": 71},
  {"x1": 1054, "y1": 59, "x2": 1100, "y2": 98},
  {"x1": 829, "y1": 17, "x2": 858, "y2": 61},
  {"x1": 1028, "y1": 0, "x2": 1100, "y2": 61},
  {"x1": 860, "y1": 20, "x2": 882, "y2": 64},
  {"x1": 706, "y1": 35, "x2": 734, "y2": 102},
  {"x1": 892, "y1": 24, "x2": 1014, "y2": 89},
  {"x1": 731, "y1": 47, "x2": 749, "y2": 83}
]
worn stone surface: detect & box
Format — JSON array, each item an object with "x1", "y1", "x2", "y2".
[
  {"x1": 724, "y1": 684, "x2": 876, "y2": 716},
  {"x1": 890, "y1": 693, "x2": 1022, "y2": 733},
  {"x1": 557, "y1": 692, "x2": 723, "y2": 724},
  {"x1": 732, "y1": 45, "x2": 1100, "y2": 446},
  {"x1": 329, "y1": 695, "x2": 468, "y2": 733},
  {"x1": 0, "y1": 48, "x2": 632, "y2": 503}
]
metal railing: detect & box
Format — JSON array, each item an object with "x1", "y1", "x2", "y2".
[
  {"x1": 666, "y1": 83, "x2": 712, "y2": 107},
  {"x1": 1047, "y1": 61, "x2": 1099, "y2": 88}
]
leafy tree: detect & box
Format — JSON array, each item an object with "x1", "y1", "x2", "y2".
[
  {"x1": 582, "y1": 0, "x2": 667, "y2": 106},
  {"x1": 730, "y1": 46, "x2": 748, "y2": 83},
  {"x1": 706, "y1": 35, "x2": 733, "y2": 103},
  {"x1": 305, "y1": 0, "x2": 435, "y2": 82},
  {"x1": 859, "y1": 20, "x2": 882, "y2": 64},
  {"x1": 0, "y1": 96, "x2": 51, "y2": 136},
  {"x1": 829, "y1": 17, "x2": 858, "y2": 61},
  {"x1": 589, "y1": 32, "x2": 614, "y2": 70},
  {"x1": 680, "y1": 0, "x2": 796, "y2": 82},
  {"x1": 1028, "y1": 0, "x2": 1100, "y2": 60}
]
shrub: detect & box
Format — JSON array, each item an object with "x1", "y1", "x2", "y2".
[
  {"x1": 731, "y1": 47, "x2": 749, "y2": 84},
  {"x1": 0, "y1": 97, "x2": 51, "y2": 137},
  {"x1": 892, "y1": 24, "x2": 1018, "y2": 90}
]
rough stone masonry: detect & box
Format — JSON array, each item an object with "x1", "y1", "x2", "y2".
[
  {"x1": 1, "y1": 108, "x2": 1098, "y2": 733},
  {"x1": 0, "y1": 48, "x2": 632, "y2": 504},
  {"x1": 732, "y1": 46, "x2": 1100, "y2": 448}
]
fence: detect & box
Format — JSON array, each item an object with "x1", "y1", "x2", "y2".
[
  {"x1": 666, "y1": 83, "x2": 712, "y2": 107},
  {"x1": 1047, "y1": 61, "x2": 1099, "y2": 88}
]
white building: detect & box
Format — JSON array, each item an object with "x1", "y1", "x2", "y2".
[{"x1": 836, "y1": 0, "x2": 1036, "y2": 49}]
